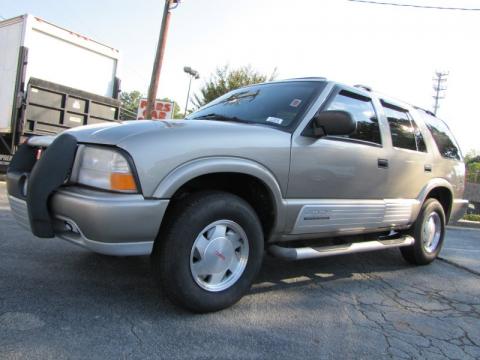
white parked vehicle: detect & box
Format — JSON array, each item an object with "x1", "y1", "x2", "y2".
[{"x1": 0, "y1": 14, "x2": 121, "y2": 173}]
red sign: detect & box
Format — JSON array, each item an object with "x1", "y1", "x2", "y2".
[{"x1": 137, "y1": 99, "x2": 174, "y2": 120}]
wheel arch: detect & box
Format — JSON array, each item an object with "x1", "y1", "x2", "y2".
[
  {"x1": 152, "y1": 157, "x2": 286, "y2": 240},
  {"x1": 417, "y1": 179, "x2": 454, "y2": 222}
]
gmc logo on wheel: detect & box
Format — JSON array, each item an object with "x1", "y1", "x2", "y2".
[{"x1": 214, "y1": 250, "x2": 226, "y2": 261}]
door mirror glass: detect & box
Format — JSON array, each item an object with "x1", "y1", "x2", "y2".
[{"x1": 312, "y1": 110, "x2": 356, "y2": 137}]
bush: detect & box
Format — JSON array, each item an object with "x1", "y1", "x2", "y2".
[{"x1": 463, "y1": 214, "x2": 480, "y2": 222}]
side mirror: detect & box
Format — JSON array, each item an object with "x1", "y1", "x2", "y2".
[{"x1": 311, "y1": 110, "x2": 356, "y2": 137}]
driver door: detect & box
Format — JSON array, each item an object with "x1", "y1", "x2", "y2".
[{"x1": 287, "y1": 86, "x2": 390, "y2": 235}]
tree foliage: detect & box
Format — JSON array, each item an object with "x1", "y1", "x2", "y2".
[
  {"x1": 193, "y1": 65, "x2": 277, "y2": 108},
  {"x1": 120, "y1": 90, "x2": 182, "y2": 119},
  {"x1": 465, "y1": 150, "x2": 480, "y2": 183},
  {"x1": 120, "y1": 90, "x2": 142, "y2": 120},
  {"x1": 464, "y1": 150, "x2": 480, "y2": 164}
]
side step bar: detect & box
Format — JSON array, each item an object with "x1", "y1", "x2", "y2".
[{"x1": 268, "y1": 236, "x2": 415, "y2": 261}]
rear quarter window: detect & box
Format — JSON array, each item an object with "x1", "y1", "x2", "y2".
[{"x1": 422, "y1": 112, "x2": 461, "y2": 160}]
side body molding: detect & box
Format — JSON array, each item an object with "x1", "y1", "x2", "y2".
[{"x1": 152, "y1": 157, "x2": 287, "y2": 238}]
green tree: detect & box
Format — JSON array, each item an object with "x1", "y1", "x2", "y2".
[
  {"x1": 120, "y1": 90, "x2": 142, "y2": 120},
  {"x1": 465, "y1": 150, "x2": 480, "y2": 183},
  {"x1": 193, "y1": 65, "x2": 277, "y2": 108},
  {"x1": 464, "y1": 150, "x2": 480, "y2": 164}
]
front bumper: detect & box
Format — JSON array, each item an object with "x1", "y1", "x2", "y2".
[
  {"x1": 9, "y1": 186, "x2": 168, "y2": 256},
  {"x1": 9, "y1": 187, "x2": 169, "y2": 256},
  {"x1": 7, "y1": 134, "x2": 169, "y2": 256}
]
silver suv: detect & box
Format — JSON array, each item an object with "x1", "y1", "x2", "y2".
[{"x1": 6, "y1": 78, "x2": 468, "y2": 312}]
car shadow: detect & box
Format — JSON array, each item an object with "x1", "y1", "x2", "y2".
[{"x1": 63, "y1": 248, "x2": 410, "y2": 313}]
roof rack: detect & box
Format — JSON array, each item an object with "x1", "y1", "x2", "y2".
[
  {"x1": 289, "y1": 77, "x2": 327, "y2": 81},
  {"x1": 414, "y1": 106, "x2": 435, "y2": 116},
  {"x1": 354, "y1": 84, "x2": 372, "y2": 92}
]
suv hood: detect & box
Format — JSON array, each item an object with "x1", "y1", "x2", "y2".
[
  {"x1": 64, "y1": 120, "x2": 167, "y2": 145},
  {"x1": 64, "y1": 119, "x2": 289, "y2": 147},
  {"x1": 65, "y1": 119, "x2": 292, "y2": 197}
]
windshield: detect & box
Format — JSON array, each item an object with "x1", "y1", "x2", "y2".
[{"x1": 187, "y1": 81, "x2": 326, "y2": 129}]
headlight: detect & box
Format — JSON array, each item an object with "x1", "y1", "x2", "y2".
[{"x1": 74, "y1": 146, "x2": 138, "y2": 193}]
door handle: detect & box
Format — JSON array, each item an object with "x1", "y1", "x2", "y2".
[
  {"x1": 378, "y1": 158, "x2": 389, "y2": 168},
  {"x1": 424, "y1": 164, "x2": 432, "y2": 172}
]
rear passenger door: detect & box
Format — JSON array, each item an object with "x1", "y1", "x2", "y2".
[{"x1": 381, "y1": 101, "x2": 433, "y2": 199}]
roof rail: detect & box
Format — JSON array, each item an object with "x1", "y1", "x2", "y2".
[
  {"x1": 354, "y1": 84, "x2": 372, "y2": 92},
  {"x1": 289, "y1": 77, "x2": 327, "y2": 81},
  {"x1": 414, "y1": 106, "x2": 436, "y2": 116}
]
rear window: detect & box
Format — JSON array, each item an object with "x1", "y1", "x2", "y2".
[{"x1": 422, "y1": 112, "x2": 461, "y2": 160}]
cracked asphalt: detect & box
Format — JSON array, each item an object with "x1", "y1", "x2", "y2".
[{"x1": 0, "y1": 181, "x2": 479, "y2": 359}]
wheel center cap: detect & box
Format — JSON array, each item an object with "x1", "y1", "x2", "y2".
[{"x1": 205, "y1": 237, "x2": 234, "y2": 273}]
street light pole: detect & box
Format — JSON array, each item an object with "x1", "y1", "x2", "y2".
[
  {"x1": 146, "y1": 0, "x2": 179, "y2": 118},
  {"x1": 183, "y1": 66, "x2": 199, "y2": 118},
  {"x1": 184, "y1": 76, "x2": 193, "y2": 118}
]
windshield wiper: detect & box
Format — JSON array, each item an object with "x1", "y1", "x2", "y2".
[{"x1": 191, "y1": 113, "x2": 252, "y2": 123}]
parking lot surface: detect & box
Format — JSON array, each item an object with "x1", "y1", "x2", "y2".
[{"x1": 1, "y1": 182, "x2": 479, "y2": 359}]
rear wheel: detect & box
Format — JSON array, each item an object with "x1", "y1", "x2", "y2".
[
  {"x1": 152, "y1": 191, "x2": 264, "y2": 313},
  {"x1": 400, "y1": 198, "x2": 446, "y2": 265}
]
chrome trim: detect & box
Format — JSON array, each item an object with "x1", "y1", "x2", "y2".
[
  {"x1": 269, "y1": 236, "x2": 415, "y2": 261},
  {"x1": 291, "y1": 199, "x2": 418, "y2": 235}
]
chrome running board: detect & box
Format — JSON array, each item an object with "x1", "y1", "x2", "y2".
[{"x1": 268, "y1": 236, "x2": 414, "y2": 261}]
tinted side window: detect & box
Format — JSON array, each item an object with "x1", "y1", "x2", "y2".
[
  {"x1": 327, "y1": 91, "x2": 381, "y2": 144},
  {"x1": 422, "y1": 113, "x2": 461, "y2": 160},
  {"x1": 411, "y1": 119, "x2": 427, "y2": 152},
  {"x1": 383, "y1": 105, "x2": 416, "y2": 151},
  {"x1": 382, "y1": 103, "x2": 427, "y2": 152}
]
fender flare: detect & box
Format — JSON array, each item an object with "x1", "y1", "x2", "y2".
[
  {"x1": 414, "y1": 178, "x2": 454, "y2": 219},
  {"x1": 152, "y1": 157, "x2": 287, "y2": 236}
]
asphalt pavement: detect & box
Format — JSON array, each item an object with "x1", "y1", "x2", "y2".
[{"x1": 0, "y1": 181, "x2": 479, "y2": 359}]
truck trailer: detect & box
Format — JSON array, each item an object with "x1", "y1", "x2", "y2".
[{"x1": 0, "y1": 14, "x2": 121, "y2": 173}]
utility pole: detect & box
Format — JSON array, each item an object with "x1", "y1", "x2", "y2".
[
  {"x1": 432, "y1": 71, "x2": 448, "y2": 115},
  {"x1": 146, "y1": 0, "x2": 180, "y2": 118}
]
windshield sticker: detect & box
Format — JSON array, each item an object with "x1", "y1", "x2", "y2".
[
  {"x1": 290, "y1": 99, "x2": 302, "y2": 107},
  {"x1": 266, "y1": 117, "x2": 284, "y2": 125}
]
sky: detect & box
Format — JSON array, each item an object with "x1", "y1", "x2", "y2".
[{"x1": 1, "y1": 0, "x2": 479, "y2": 153}]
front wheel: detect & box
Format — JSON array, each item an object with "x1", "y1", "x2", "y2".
[
  {"x1": 400, "y1": 198, "x2": 446, "y2": 265},
  {"x1": 152, "y1": 191, "x2": 264, "y2": 313}
]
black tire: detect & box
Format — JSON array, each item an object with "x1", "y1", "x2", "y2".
[
  {"x1": 400, "y1": 198, "x2": 446, "y2": 265},
  {"x1": 151, "y1": 191, "x2": 264, "y2": 313}
]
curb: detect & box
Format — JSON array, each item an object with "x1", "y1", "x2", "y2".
[{"x1": 448, "y1": 220, "x2": 480, "y2": 230}]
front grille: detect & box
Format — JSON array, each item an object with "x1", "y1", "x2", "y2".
[{"x1": 8, "y1": 196, "x2": 31, "y2": 231}]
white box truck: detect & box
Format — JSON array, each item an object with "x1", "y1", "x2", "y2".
[{"x1": 0, "y1": 14, "x2": 122, "y2": 173}]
